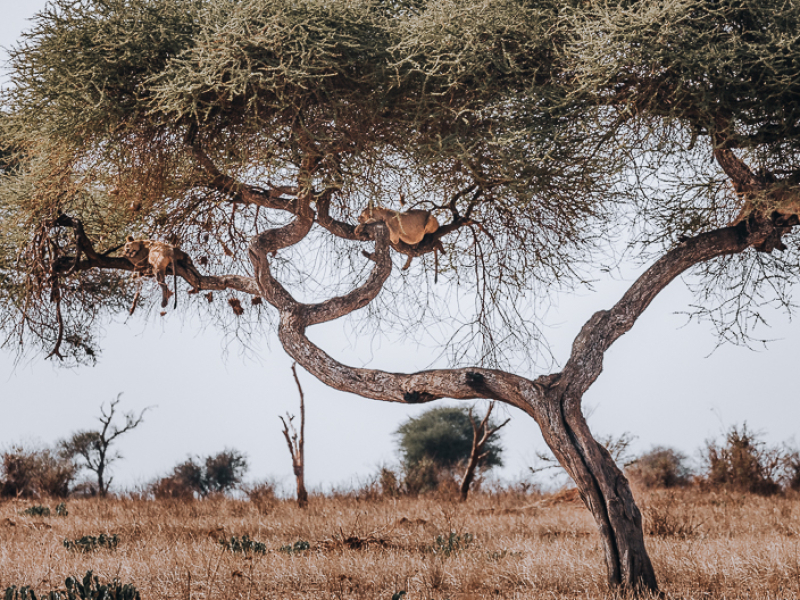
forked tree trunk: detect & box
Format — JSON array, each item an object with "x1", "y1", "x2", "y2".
[{"x1": 459, "y1": 403, "x2": 509, "y2": 502}]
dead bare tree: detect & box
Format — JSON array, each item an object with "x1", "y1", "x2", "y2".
[
  {"x1": 60, "y1": 394, "x2": 149, "y2": 497},
  {"x1": 280, "y1": 362, "x2": 308, "y2": 509},
  {"x1": 460, "y1": 403, "x2": 510, "y2": 502}
]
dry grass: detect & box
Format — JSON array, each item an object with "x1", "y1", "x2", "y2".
[{"x1": 2, "y1": 487, "x2": 800, "y2": 599}]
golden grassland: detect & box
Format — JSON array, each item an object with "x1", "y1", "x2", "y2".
[{"x1": 2, "y1": 486, "x2": 800, "y2": 599}]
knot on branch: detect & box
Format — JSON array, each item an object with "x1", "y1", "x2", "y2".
[
  {"x1": 403, "y1": 390, "x2": 437, "y2": 404},
  {"x1": 739, "y1": 212, "x2": 799, "y2": 253}
]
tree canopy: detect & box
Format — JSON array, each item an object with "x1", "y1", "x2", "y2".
[
  {"x1": 3, "y1": 0, "x2": 800, "y2": 593},
  {"x1": 396, "y1": 405, "x2": 503, "y2": 470}
]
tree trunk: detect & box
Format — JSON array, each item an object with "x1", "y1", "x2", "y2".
[
  {"x1": 245, "y1": 172, "x2": 798, "y2": 593},
  {"x1": 534, "y1": 386, "x2": 656, "y2": 590},
  {"x1": 295, "y1": 469, "x2": 308, "y2": 509},
  {"x1": 459, "y1": 458, "x2": 478, "y2": 502}
]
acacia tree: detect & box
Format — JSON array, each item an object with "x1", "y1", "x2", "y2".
[{"x1": 3, "y1": 0, "x2": 800, "y2": 593}]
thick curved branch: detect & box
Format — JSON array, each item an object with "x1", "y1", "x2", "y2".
[
  {"x1": 560, "y1": 221, "x2": 779, "y2": 398},
  {"x1": 248, "y1": 220, "x2": 543, "y2": 412},
  {"x1": 48, "y1": 214, "x2": 260, "y2": 296}
]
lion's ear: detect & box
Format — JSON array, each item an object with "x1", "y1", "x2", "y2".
[{"x1": 126, "y1": 235, "x2": 134, "y2": 242}]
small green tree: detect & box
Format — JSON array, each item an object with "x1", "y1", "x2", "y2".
[
  {"x1": 153, "y1": 449, "x2": 248, "y2": 498},
  {"x1": 59, "y1": 394, "x2": 149, "y2": 497},
  {"x1": 396, "y1": 406, "x2": 504, "y2": 493}
]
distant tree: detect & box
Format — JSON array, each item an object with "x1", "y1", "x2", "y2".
[
  {"x1": 203, "y1": 449, "x2": 248, "y2": 494},
  {"x1": 0, "y1": 444, "x2": 77, "y2": 498},
  {"x1": 280, "y1": 363, "x2": 308, "y2": 508},
  {"x1": 59, "y1": 394, "x2": 148, "y2": 497},
  {"x1": 397, "y1": 406, "x2": 505, "y2": 493},
  {"x1": 460, "y1": 403, "x2": 510, "y2": 501},
  {"x1": 627, "y1": 447, "x2": 692, "y2": 489},
  {"x1": 154, "y1": 449, "x2": 248, "y2": 498}
]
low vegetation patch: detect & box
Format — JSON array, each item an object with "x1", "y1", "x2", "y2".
[
  {"x1": 4, "y1": 571, "x2": 140, "y2": 600},
  {"x1": 278, "y1": 539, "x2": 311, "y2": 555},
  {"x1": 20, "y1": 505, "x2": 50, "y2": 517},
  {"x1": 62, "y1": 533, "x2": 119, "y2": 553},
  {"x1": 427, "y1": 531, "x2": 474, "y2": 557},
  {"x1": 219, "y1": 534, "x2": 267, "y2": 555}
]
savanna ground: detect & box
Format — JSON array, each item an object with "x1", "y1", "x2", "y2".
[{"x1": 2, "y1": 486, "x2": 800, "y2": 599}]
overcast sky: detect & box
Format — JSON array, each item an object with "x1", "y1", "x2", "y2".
[{"x1": 2, "y1": 2, "x2": 800, "y2": 494}]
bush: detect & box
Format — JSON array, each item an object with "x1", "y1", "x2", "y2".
[
  {"x1": 378, "y1": 467, "x2": 401, "y2": 497},
  {"x1": 21, "y1": 505, "x2": 50, "y2": 517},
  {"x1": 220, "y1": 535, "x2": 267, "y2": 555},
  {"x1": 627, "y1": 446, "x2": 692, "y2": 489},
  {"x1": 63, "y1": 533, "x2": 119, "y2": 553},
  {"x1": 4, "y1": 570, "x2": 140, "y2": 600},
  {"x1": 244, "y1": 480, "x2": 278, "y2": 513},
  {"x1": 703, "y1": 424, "x2": 781, "y2": 495},
  {"x1": 152, "y1": 449, "x2": 248, "y2": 498},
  {"x1": 402, "y1": 457, "x2": 441, "y2": 496},
  {"x1": 1, "y1": 445, "x2": 77, "y2": 498}
]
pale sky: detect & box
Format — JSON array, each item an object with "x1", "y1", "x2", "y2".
[{"x1": 2, "y1": 2, "x2": 799, "y2": 494}]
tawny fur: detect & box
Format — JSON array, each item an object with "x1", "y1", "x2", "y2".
[
  {"x1": 354, "y1": 206, "x2": 439, "y2": 245},
  {"x1": 122, "y1": 235, "x2": 178, "y2": 309}
]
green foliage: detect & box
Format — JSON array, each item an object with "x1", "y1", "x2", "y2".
[
  {"x1": 278, "y1": 540, "x2": 311, "y2": 555},
  {"x1": 219, "y1": 534, "x2": 267, "y2": 555},
  {"x1": 428, "y1": 531, "x2": 474, "y2": 557},
  {"x1": 4, "y1": 0, "x2": 800, "y2": 364},
  {"x1": 55, "y1": 503, "x2": 68, "y2": 517},
  {"x1": 63, "y1": 534, "x2": 119, "y2": 553},
  {"x1": 396, "y1": 406, "x2": 503, "y2": 470},
  {"x1": 4, "y1": 571, "x2": 140, "y2": 600},
  {"x1": 21, "y1": 505, "x2": 50, "y2": 517},
  {"x1": 152, "y1": 449, "x2": 248, "y2": 498},
  {"x1": 627, "y1": 447, "x2": 693, "y2": 489}
]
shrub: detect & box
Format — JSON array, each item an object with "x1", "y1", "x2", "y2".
[
  {"x1": 1, "y1": 445, "x2": 77, "y2": 498},
  {"x1": 244, "y1": 480, "x2": 278, "y2": 513},
  {"x1": 627, "y1": 446, "x2": 692, "y2": 489},
  {"x1": 402, "y1": 457, "x2": 441, "y2": 496},
  {"x1": 428, "y1": 531, "x2": 474, "y2": 557},
  {"x1": 782, "y1": 449, "x2": 800, "y2": 491},
  {"x1": 63, "y1": 534, "x2": 119, "y2": 553},
  {"x1": 4, "y1": 570, "x2": 140, "y2": 600},
  {"x1": 378, "y1": 467, "x2": 401, "y2": 497},
  {"x1": 278, "y1": 539, "x2": 310, "y2": 555},
  {"x1": 220, "y1": 535, "x2": 267, "y2": 555},
  {"x1": 21, "y1": 505, "x2": 50, "y2": 517},
  {"x1": 152, "y1": 449, "x2": 248, "y2": 498},
  {"x1": 703, "y1": 424, "x2": 781, "y2": 495}
]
